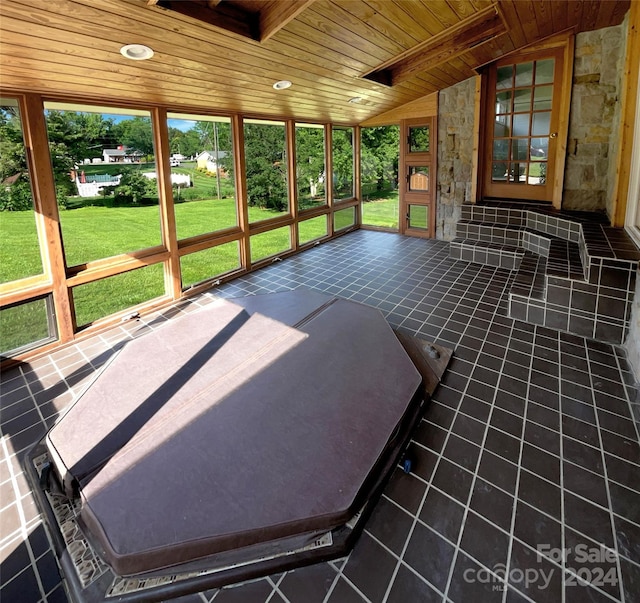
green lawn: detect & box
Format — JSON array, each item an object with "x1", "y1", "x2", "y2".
[{"x1": 361, "y1": 191, "x2": 399, "y2": 229}]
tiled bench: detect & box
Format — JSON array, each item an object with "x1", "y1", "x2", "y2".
[{"x1": 450, "y1": 204, "x2": 640, "y2": 344}]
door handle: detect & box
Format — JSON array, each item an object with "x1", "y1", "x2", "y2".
[{"x1": 550, "y1": 132, "x2": 558, "y2": 138}]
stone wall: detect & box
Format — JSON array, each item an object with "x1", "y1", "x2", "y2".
[
  {"x1": 436, "y1": 77, "x2": 476, "y2": 240},
  {"x1": 563, "y1": 21, "x2": 626, "y2": 212}
]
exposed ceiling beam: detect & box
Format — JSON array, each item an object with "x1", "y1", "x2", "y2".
[
  {"x1": 363, "y1": 4, "x2": 507, "y2": 86},
  {"x1": 259, "y1": 0, "x2": 316, "y2": 43}
]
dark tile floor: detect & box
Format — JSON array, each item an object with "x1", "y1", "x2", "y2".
[{"x1": 2, "y1": 230, "x2": 640, "y2": 603}]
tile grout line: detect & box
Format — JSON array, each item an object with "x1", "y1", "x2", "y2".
[
  {"x1": 500, "y1": 321, "x2": 543, "y2": 603},
  {"x1": 586, "y1": 342, "x2": 628, "y2": 603},
  {"x1": 379, "y1": 264, "x2": 511, "y2": 602}
]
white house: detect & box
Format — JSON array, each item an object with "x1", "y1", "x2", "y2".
[
  {"x1": 102, "y1": 146, "x2": 143, "y2": 163},
  {"x1": 196, "y1": 150, "x2": 228, "y2": 173}
]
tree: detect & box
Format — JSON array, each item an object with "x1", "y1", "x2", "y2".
[
  {"x1": 113, "y1": 172, "x2": 155, "y2": 205},
  {"x1": 295, "y1": 126, "x2": 325, "y2": 206},
  {"x1": 243, "y1": 123, "x2": 287, "y2": 211},
  {"x1": 168, "y1": 126, "x2": 201, "y2": 159},
  {"x1": 0, "y1": 105, "x2": 34, "y2": 211},
  {"x1": 332, "y1": 128, "x2": 354, "y2": 198},
  {"x1": 112, "y1": 116, "x2": 154, "y2": 159},
  {"x1": 361, "y1": 126, "x2": 399, "y2": 195}
]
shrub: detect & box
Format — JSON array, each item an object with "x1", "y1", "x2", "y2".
[
  {"x1": 0, "y1": 180, "x2": 33, "y2": 211},
  {"x1": 113, "y1": 171, "x2": 155, "y2": 205}
]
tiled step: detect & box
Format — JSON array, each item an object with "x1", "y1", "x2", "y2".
[
  {"x1": 510, "y1": 251, "x2": 546, "y2": 299},
  {"x1": 449, "y1": 238, "x2": 523, "y2": 271},
  {"x1": 451, "y1": 204, "x2": 640, "y2": 344}
]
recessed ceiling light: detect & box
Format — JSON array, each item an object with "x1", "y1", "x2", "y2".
[
  {"x1": 348, "y1": 96, "x2": 363, "y2": 104},
  {"x1": 273, "y1": 80, "x2": 292, "y2": 90},
  {"x1": 120, "y1": 44, "x2": 154, "y2": 61}
]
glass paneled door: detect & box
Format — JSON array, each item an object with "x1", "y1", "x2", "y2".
[
  {"x1": 400, "y1": 118, "x2": 436, "y2": 238},
  {"x1": 483, "y1": 47, "x2": 565, "y2": 202}
]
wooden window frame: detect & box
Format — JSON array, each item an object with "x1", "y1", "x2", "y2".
[{"x1": 400, "y1": 117, "x2": 437, "y2": 238}]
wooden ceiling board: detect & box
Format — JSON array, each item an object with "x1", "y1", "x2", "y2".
[
  {"x1": 419, "y1": 0, "x2": 461, "y2": 29},
  {"x1": 365, "y1": 0, "x2": 436, "y2": 43},
  {"x1": 532, "y1": 0, "x2": 554, "y2": 39},
  {"x1": 259, "y1": 0, "x2": 316, "y2": 42},
  {"x1": 550, "y1": 1, "x2": 569, "y2": 31},
  {"x1": 340, "y1": 1, "x2": 425, "y2": 49},
  {"x1": 389, "y1": 0, "x2": 450, "y2": 37},
  {"x1": 309, "y1": 1, "x2": 408, "y2": 60},
  {"x1": 0, "y1": 0, "x2": 632, "y2": 125},
  {"x1": 581, "y1": 0, "x2": 605, "y2": 32}
]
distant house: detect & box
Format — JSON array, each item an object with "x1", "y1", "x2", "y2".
[
  {"x1": 74, "y1": 171, "x2": 122, "y2": 197},
  {"x1": 196, "y1": 150, "x2": 228, "y2": 173},
  {"x1": 102, "y1": 146, "x2": 143, "y2": 163}
]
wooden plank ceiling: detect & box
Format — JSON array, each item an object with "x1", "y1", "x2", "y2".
[{"x1": 0, "y1": 0, "x2": 630, "y2": 124}]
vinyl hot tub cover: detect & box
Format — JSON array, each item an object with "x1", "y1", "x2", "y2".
[{"x1": 27, "y1": 289, "x2": 451, "y2": 603}]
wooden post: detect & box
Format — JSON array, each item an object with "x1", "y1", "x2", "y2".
[
  {"x1": 152, "y1": 107, "x2": 182, "y2": 299},
  {"x1": 21, "y1": 94, "x2": 75, "y2": 341},
  {"x1": 286, "y1": 119, "x2": 298, "y2": 250},
  {"x1": 325, "y1": 124, "x2": 334, "y2": 236},
  {"x1": 612, "y1": 1, "x2": 640, "y2": 227},
  {"x1": 353, "y1": 124, "x2": 362, "y2": 226},
  {"x1": 232, "y1": 114, "x2": 251, "y2": 268}
]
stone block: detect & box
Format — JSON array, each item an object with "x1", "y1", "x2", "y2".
[{"x1": 580, "y1": 93, "x2": 605, "y2": 123}]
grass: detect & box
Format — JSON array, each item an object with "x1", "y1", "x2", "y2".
[{"x1": 361, "y1": 190, "x2": 399, "y2": 229}]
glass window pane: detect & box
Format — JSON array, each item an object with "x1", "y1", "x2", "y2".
[
  {"x1": 298, "y1": 215, "x2": 328, "y2": 245},
  {"x1": 513, "y1": 114, "x2": 530, "y2": 137},
  {"x1": 361, "y1": 124, "x2": 399, "y2": 229},
  {"x1": 0, "y1": 297, "x2": 56, "y2": 357},
  {"x1": 244, "y1": 119, "x2": 289, "y2": 223},
  {"x1": 408, "y1": 166, "x2": 430, "y2": 192},
  {"x1": 250, "y1": 225, "x2": 291, "y2": 262},
  {"x1": 295, "y1": 123, "x2": 326, "y2": 211},
  {"x1": 0, "y1": 98, "x2": 44, "y2": 284},
  {"x1": 492, "y1": 162, "x2": 508, "y2": 182},
  {"x1": 408, "y1": 125, "x2": 430, "y2": 153},
  {"x1": 533, "y1": 86, "x2": 553, "y2": 111},
  {"x1": 493, "y1": 140, "x2": 509, "y2": 160},
  {"x1": 167, "y1": 114, "x2": 237, "y2": 240},
  {"x1": 332, "y1": 126, "x2": 354, "y2": 200},
  {"x1": 494, "y1": 115, "x2": 511, "y2": 137},
  {"x1": 407, "y1": 205, "x2": 428, "y2": 230},
  {"x1": 496, "y1": 65, "x2": 513, "y2": 89},
  {"x1": 44, "y1": 102, "x2": 162, "y2": 267},
  {"x1": 72, "y1": 263, "x2": 166, "y2": 327},
  {"x1": 513, "y1": 89, "x2": 532, "y2": 113},
  {"x1": 496, "y1": 91, "x2": 512, "y2": 114},
  {"x1": 529, "y1": 162, "x2": 547, "y2": 185},
  {"x1": 535, "y1": 59, "x2": 555, "y2": 85},
  {"x1": 180, "y1": 241, "x2": 240, "y2": 289},
  {"x1": 530, "y1": 137, "x2": 548, "y2": 160},
  {"x1": 515, "y1": 62, "x2": 534, "y2": 87},
  {"x1": 333, "y1": 206, "x2": 355, "y2": 230},
  {"x1": 512, "y1": 139, "x2": 529, "y2": 161},
  {"x1": 513, "y1": 163, "x2": 528, "y2": 184},
  {"x1": 532, "y1": 112, "x2": 551, "y2": 136}
]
